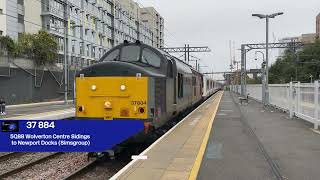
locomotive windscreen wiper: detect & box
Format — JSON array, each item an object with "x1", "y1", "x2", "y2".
[{"x1": 141, "y1": 55, "x2": 153, "y2": 67}]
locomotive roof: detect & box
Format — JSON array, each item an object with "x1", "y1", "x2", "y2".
[{"x1": 100, "y1": 41, "x2": 203, "y2": 75}]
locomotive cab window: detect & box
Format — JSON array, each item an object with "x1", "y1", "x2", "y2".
[
  {"x1": 103, "y1": 49, "x2": 120, "y2": 61},
  {"x1": 121, "y1": 45, "x2": 141, "y2": 62},
  {"x1": 141, "y1": 48, "x2": 161, "y2": 68}
]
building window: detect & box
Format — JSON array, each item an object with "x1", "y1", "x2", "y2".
[
  {"x1": 92, "y1": 46, "x2": 95, "y2": 58},
  {"x1": 17, "y1": 0, "x2": 24, "y2": 5},
  {"x1": 100, "y1": 36, "x2": 103, "y2": 45},
  {"x1": 18, "y1": 14, "x2": 24, "y2": 24},
  {"x1": 0, "y1": 31, "x2": 3, "y2": 36},
  {"x1": 79, "y1": 42, "x2": 84, "y2": 55},
  {"x1": 0, "y1": 9, "x2": 3, "y2": 14},
  {"x1": 99, "y1": 48, "x2": 102, "y2": 58},
  {"x1": 86, "y1": 44, "x2": 90, "y2": 56},
  {"x1": 71, "y1": 40, "x2": 75, "y2": 53}
]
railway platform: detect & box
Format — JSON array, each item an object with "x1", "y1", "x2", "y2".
[
  {"x1": 2, "y1": 101, "x2": 74, "y2": 120},
  {"x1": 111, "y1": 91, "x2": 320, "y2": 180}
]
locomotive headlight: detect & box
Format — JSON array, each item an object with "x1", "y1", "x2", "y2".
[
  {"x1": 120, "y1": 85, "x2": 126, "y2": 91},
  {"x1": 91, "y1": 85, "x2": 97, "y2": 91}
]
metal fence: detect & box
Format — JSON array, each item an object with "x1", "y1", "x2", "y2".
[{"x1": 230, "y1": 81, "x2": 320, "y2": 129}]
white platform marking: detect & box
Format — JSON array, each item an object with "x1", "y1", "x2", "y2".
[
  {"x1": 189, "y1": 116, "x2": 202, "y2": 126},
  {"x1": 217, "y1": 113, "x2": 227, "y2": 116},
  {"x1": 220, "y1": 109, "x2": 233, "y2": 112},
  {"x1": 131, "y1": 155, "x2": 148, "y2": 160}
]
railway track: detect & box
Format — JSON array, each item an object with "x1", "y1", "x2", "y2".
[
  {"x1": 0, "y1": 152, "x2": 21, "y2": 161},
  {"x1": 0, "y1": 152, "x2": 63, "y2": 179},
  {"x1": 63, "y1": 159, "x2": 99, "y2": 180},
  {"x1": 0, "y1": 94, "x2": 220, "y2": 179},
  {"x1": 63, "y1": 93, "x2": 219, "y2": 180}
]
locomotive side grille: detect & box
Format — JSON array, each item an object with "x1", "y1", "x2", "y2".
[{"x1": 155, "y1": 78, "x2": 166, "y2": 115}]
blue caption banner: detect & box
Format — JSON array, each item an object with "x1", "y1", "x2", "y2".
[{"x1": 0, "y1": 120, "x2": 144, "y2": 152}]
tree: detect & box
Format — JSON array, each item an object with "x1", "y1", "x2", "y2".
[
  {"x1": 269, "y1": 40, "x2": 320, "y2": 83},
  {"x1": 17, "y1": 33, "x2": 34, "y2": 58},
  {"x1": 32, "y1": 31, "x2": 58, "y2": 65}
]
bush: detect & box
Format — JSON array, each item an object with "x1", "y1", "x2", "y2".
[{"x1": 0, "y1": 36, "x2": 19, "y2": 57}]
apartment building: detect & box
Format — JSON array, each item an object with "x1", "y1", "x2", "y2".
[
  {"x1": 114, "y1": 0, "x2": 153, "y2": 46},
  {"x1": 0, "y1": 0, "x2": 163, "y2": 65},
  {"x1": 0, "y1": 0, "x2": 26, "y2": 39},
  {"x1": 140, "y1": 7, "x2": 164, "y2": 48},
  {"x1": 41, "y1": 0, "x2": 115, "y2": 66}
]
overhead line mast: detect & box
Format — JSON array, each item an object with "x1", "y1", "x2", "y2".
[{"x1": 161, "y1": 44, "x2": 211, "y2": 71}]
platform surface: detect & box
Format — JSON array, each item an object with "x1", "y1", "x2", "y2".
[
  {"x1": 1, "y1": 102, "x2": 74, "y2": 120},
  {"x1": 111, "y1": 92, "x2": 224, "y2": 180},
  {"x1": 199, "y1": 91, "x2": 320, "y2": 180}
]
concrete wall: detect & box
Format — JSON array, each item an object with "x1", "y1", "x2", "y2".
[
  {"x1": 0, "y1": 63, "x2": 76, "y2": 105},
  {"x1": 24, "y1": 0, "x2": 41, "y2": 34}
]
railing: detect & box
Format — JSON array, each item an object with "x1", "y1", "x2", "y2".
[{"x1": 230, "y1": 82, "x2": 320, "y2": 129}]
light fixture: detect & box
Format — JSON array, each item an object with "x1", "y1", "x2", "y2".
[
  {"x1": 120, "y1": 85, "x2": 126, "y2": 91},
  {"x1": 91, "y1": 85, "x2": 97, "y2": 91}
]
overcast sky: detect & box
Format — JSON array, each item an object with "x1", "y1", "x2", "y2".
[{"x1": 136, "y1": 0, "x2": 320, "y2": 79}]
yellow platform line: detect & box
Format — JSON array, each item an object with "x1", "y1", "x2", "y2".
[{"x1": 188, "y1": 91, "x2": 224, "y2": 180}]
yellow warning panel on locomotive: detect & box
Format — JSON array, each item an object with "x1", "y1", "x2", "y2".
[{"x1": 76, "y1": 77, "x2": 148, "y2": 120}]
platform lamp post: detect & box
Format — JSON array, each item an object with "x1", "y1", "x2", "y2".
[
  {"x1": 255, "y1": 51, "x2": 266, "y2": 104},
  {"x1": 252, "y1": 12, "x2": 284, "y2": 105}
]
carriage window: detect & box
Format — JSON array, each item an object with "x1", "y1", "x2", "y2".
[
  {"x1": 142, "y1": 48, "x2": 161, "y2": 68},
  {"x1": 178, "y1": 73, "x2": 184, "y2": 98},
  {"x1": 121, "y1": 45, "x2": 140, "y2": 62},
  {"x1": 103, "y1": 49, "x2": 119, "y2": 61}
]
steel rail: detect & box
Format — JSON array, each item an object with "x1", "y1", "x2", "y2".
[
  {"x1": 0, "y1": 152, "x2": 21, "y2": 161},
  {"x1": 0, "y1": 152, "x2": 63, "y2": 179}
]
